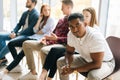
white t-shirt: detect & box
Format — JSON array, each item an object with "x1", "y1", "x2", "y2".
[{"x1": 68, "y1": 26, "x2": 113, "y2": 62}]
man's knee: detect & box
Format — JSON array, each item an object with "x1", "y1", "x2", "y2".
[
  {"x1": 57, "y1": 57, "x2": 65, "y2": 68},
  {"x1": 40, "y1": 52, "x2": 47, "y2": 65},
  {"x1": 87, "y1": 71, "x2": 101, "y2": 80},
  {"x1": 23, "y1": 41, "x2": 29, "y2": 48},
  {"x1": 8, "y1": 41, "x2": 13, "y2": 47}
]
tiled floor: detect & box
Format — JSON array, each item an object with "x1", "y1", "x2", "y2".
[{"x1": 0, "y1": 53, "x2": 120, "y2": 80}]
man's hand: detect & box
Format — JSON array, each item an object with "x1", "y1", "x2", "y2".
[
  {"x1": 9, "y1": 32, "x2": 16, "y2": 39},
  {"x1": 61, "y1": 65, "x2": 74, "y2": 75},
  {"x1": 41, "y1": 37, "x2": 47, "y2": 45},
  {"x1": 45, "y1": 33, "x2": 58, "y2": 41}
]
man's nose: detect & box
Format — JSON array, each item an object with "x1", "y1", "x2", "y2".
[{"x1": 72, "y1": 27, "x2": 78, "y2": 32}]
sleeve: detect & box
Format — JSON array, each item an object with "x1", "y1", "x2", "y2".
[
  {"x1": 67, "y1": 31, "x2": 75, "y2": 47},
  {"x1": 55, "y1": 19, "x2": 69, "y2": 44},
  {"x1": 33, "y1": 27, "x2": 38, "y2": 33},
  {"x1": 19, "y1": 11, "x2": 39, "y2": 36},
  {"x1": 89, "y1": 33, "x2": 105, "y2": 53},
  {"x1": 12, "y1": 12, "x2": 26, "y2": 33},
  {"x1": 41, "y1": 17, "x2": 57, "y2": 34}
]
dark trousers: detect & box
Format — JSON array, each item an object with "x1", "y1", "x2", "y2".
[
  {"x1": 43, "y1": 47, "x2": 66, "y2": 78},
  {"x1": 7, "y1": 37, "x2": 34, "y2": 71},
  {"x1": 0, "y1": 35, "x2": 27, "y2": 59}
]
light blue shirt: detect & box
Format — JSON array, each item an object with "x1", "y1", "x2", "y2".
[{"x1": 29, "y1": 16, "x2": 57, "y2": 41}]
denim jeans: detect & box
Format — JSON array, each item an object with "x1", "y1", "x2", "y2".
[
  {"x1": 0, "y1": 33, "x2": 27, "y2": 59},
  {"x1": 6, "y1": 50, "x2": 25, "y2": 71},
  {"x1": 0, "y1": 32, "x2": 11, "y2": 59},
  {"x1": 6, "y1": 37, "x2": 34, "y2": 71},
  {"x1": 8, "y1": 36, "x2": 31, "y2": 59},
  {"x1": 0, "y1": 46, "x2": 9, "y2": 59}
]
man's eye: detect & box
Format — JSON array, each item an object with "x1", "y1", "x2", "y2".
[
  {"x1": 76, "y1": 23, "x2": 80, "y2": 26},
  {"x1": 76, "y1": 25, "x2": 79, "y2": 27},
  {"x1": 70, "y1": 27, "x2": 74, "y2": 29}
]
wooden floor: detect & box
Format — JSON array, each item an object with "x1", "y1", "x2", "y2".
[{"x1": 0, "y1": 53, "x2": 120, "y2": 80}]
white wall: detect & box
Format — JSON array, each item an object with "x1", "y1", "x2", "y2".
[
  {"x1": 98, "y1": 0, "x2": 109, "y2": 37},
  {"x1": 0, "y1": 0, "x2": 3, "y2": 31},
  {"x1": 10, "y1": 0, "x2": 17, "y2": 29}
]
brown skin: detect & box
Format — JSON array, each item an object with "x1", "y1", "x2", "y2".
[
  {"x1": 61, "y1": 18, "x2": 104, "y2": 75},
  {"x1": 45, "y1": 33, "x2": 58, "y2": 41}
]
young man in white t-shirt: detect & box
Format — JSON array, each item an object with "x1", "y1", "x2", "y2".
[{"x1": 57, "y1": 13, "x2": 115, "y2": 80}]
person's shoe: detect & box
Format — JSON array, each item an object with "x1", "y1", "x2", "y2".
[
  {"x1": 0, "y1": 59, "x2": 8, "y2": 66},
  {"x1": 10, "y1": 65, "x2": 22, "y2": 73},
  {"x1": 18, "y1": 72, "x2": 38, "y2": 80}
]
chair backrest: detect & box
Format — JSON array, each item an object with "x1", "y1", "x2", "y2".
[{"x1": 106, "y1": 36, "x2": 120, "y2": 73}]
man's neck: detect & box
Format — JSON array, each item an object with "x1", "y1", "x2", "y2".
[
  {"x1": 28, "y1": 6, "x2": 34, "y2": 11},
  {"x1": 80, "y1": 28, "x2": 87, "y2": 38},
  {"x1": 66, "y1": 12, "x2": 71, "y2": 16}
]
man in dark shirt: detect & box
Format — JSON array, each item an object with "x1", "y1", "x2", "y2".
[{"x1": 0, "y1": 0, "x2": 39, "y2": 66}]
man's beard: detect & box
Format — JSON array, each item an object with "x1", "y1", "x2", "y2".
[{"x1": 26, "y1": 5, "x2": 31, "y2": 8}]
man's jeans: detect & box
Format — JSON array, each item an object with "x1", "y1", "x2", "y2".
[
  {"x1": 0, "y1": 32, "x2": 27, "y2": 59},
  {"x1": 0, "y1": 33, "x2": 11, "y2": 59}
]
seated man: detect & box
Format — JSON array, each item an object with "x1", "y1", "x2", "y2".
[
  {"x1": 0, "y1": 0, "x2": 39, "y2": 66},
  {"x1": 57, "y1": 13, "x2": 115, "y2": 80}
]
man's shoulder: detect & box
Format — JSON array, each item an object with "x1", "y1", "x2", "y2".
[
  {"x1": 31, "y1": 9, "x2": 39, "y2": 15},
  {"x1": 68, "y1": 31, "x2": 75, "y2": 38},
  {"x1": 86, "y1": 27, "x2": 104, "y2": 42},
  {"x1": 87, "y1": 26, "x2": 102, "y2": 36},
  {"x1": 58, "y1": 16, "x2": 67, "y2": 22}
]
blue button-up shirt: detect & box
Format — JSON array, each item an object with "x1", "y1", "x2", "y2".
[{"x1": 12, "y1": 8, "x2": 39, "y2": 36}]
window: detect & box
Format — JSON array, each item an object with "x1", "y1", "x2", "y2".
[
  {"x1": 3, "y1": 0, "x2": 100, "y2": 31},
  {"x1": 50, "y1": 0, "x2": 100, "y2": 20},
  {"x1": 3, "y1": 0, "x2": 10, "y2": 31},
  {"x1": 106, "y1": 0, "x2": 120, "y2": 37}
]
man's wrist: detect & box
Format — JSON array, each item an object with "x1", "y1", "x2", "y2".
[
  {"x1": 73, "y1": 68, "x2": 78, "y2": 73},
  {"x1": 66, "y1": 60, "x2": 69, "y2": 67},
  {"x1": 11, "y1": 31, "x2": 14, "y2": 33}
]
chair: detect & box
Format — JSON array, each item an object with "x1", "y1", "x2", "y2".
[
  {"x1": 106, "y1": 36, "x2": 120, "y2": 74},
  {"x1": 76, "y1": 36, "x2": 120, "y2": 80}
]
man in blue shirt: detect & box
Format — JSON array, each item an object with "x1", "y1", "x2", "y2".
[{"x1": 0, "y1": 0, "x2": 39, "y2": 66}]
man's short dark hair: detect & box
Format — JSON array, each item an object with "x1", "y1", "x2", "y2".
[
  {"x1": 31, "y1": 0, "x2": 37, "y2": 5},
  {"x1": 62, "y1": 0, "x2": 73, "y2": 8},
  {"x1": 68, "y1": 13, "x2": 84, "y2": 22}
]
